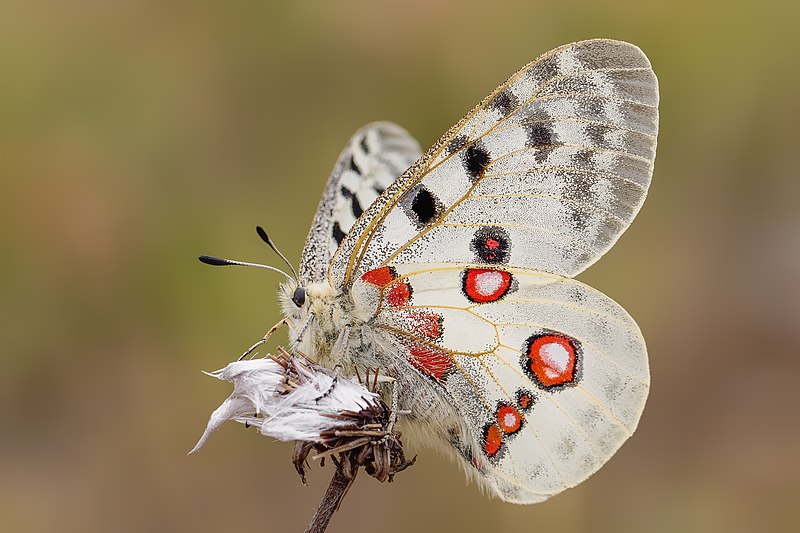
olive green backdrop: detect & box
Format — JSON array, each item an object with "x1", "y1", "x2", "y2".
[{"x1": 2, "y1": 1, "x2": 798, "y2": 532}]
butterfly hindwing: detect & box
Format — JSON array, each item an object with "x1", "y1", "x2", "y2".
[
  {"x1": 355, "y1": 263, "x2": 648, "y2": 503},
  {"x1": 330, "y1": 39, "x2": 658, "y2": 287},
  {"x1": 300, "y1": 122, "x2": 421, "y2": 283}
]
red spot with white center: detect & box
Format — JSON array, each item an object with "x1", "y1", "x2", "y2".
[
  {"x1": 406, "y1": 342, "x2": 452, "y2": 381},
  {"x1": 523, "y1": 333, "x2": 579, "y2": 388},
  {"x1": 462, "y1": 268, "x2": 512, "y2": 303},
  {"x1": 495, "y1": 403, "x2": 523, "y2": 435}
]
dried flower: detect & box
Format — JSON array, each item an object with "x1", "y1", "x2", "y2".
[{"x1": 191, "y1": 349, "x2": 414, "y2": 485}]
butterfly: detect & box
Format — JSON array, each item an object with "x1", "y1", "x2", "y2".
[{"x1": 209, "y1": 39, "x2": 658, "y2": 504}]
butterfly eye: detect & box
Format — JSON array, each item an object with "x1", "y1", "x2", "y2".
[{"x1": 292, "y1": 286, "x2": 306, "y2": 308}]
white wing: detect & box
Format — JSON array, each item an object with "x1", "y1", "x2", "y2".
[
  {"x1": 330, "y1": 39, "x2": 658, "y2": 287},
  {"x1": 335, "y1": 40, "x2": 658, "y2": 502},
  {"x1": 354, "y1": 264, "x2": 648, "y2": 503},
  {"x1": 299, "y1": 122, "x2": 421, "y2": 283}
]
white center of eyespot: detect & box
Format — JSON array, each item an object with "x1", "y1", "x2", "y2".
[
  {"x1": 540, "y1": 342, "x2": 570, "y2": 378},
  {"x1": 502, "y1": 412, "x2": 517, "y2": 428},
  {"x1": 475, "y1": 271, "x2": 504, "y2": 295}
]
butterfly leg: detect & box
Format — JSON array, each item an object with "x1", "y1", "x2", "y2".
[
  {"x1": 329, "y1": 323, "x2": 351, "y2": 368},
  {"x1": 238, "y1": 318, "x2": 287, "y2": 360},
  {"x1": 372, "y1": 374, "x2": 403, "y2": 437},
  {"x1": 292, "y1": 312, "x2": 316, "y2": 346}
]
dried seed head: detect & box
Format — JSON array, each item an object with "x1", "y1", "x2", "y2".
[{"x1": 192, "y1": 350, "x2": 414, "y2": 484}]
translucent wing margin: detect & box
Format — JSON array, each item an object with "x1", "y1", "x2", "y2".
[
  {"x1": 300, "y1": 122, "x2": 421, "y2": 283},
  {"x1": 354, "y1": 263, "x2": 649, "y2": 503},
  {"x1": 331, "y1": 39, "x2": 658, "y2": 287}
]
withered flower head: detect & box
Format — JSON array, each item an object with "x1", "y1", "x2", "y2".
[{"x1": 192, "y1": 350, "x2": 414, "y2": 485}]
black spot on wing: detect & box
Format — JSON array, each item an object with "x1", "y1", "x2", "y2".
[
  {"x1": 411, "y1": 187, "x2": 437, "y2": 224},
  {"x1": 332, "y1": 221, "x2": 346, "y2": 245},
  {"x1": 490, "y1": 89, "x2": 519, "y2": 116},
  {"x1": 572, "y1": 149, "x2": 594, "y2": 168},
  {"x1": 585, "y1": 123, "x2": 612, "y2": 146},
  {"x1": 350, "y1": 196, "x2": 364, "y2": 218},
  {"x1": 400, "y1": 184, "x2": 443, "y2": 229},
  {"x1": 463, "y1": 142, "x2": 491, "y2": 181},
  {"x1": 359, "y1": 135, "x2": 369, "y2": 153},
  {"x1": 525, "y1": 122, "x2": 558, "y2": 164},
  {"x1": 534, "y1": 147, "x2": 554, "y2": 164},
  {"x1": 578, "y1": 97, "x2": 608, "y2": 120},
  {"x1": 340, "y1": 185, "x2": 364, "y2": 219},
  {"x1": 526, "y1": 55, "x2": 560, "y2": 85},
  {"x1": 470, "y1": 226, "x2": 511, "y2": 264},
  {"x1": 349, "y1": 155, "x2": 361, "y2": 174},
  {"x1": 447, "y1": 135, "x2": 468, "y2": 154},
  {"x1": 525, "y1": 122, "x2": 556, "y2": 147}
]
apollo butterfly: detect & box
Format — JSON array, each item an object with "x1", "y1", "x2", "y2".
[{"x1": 209, "y1": 39, "x2": 658, "y2": 503}]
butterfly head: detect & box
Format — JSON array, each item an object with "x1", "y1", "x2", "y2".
[
  {"x1": 278, "y1": 278, "x2": 308, "y2": 322},
  {"x1": 278, "y1": 278, "x2": 307, "y2": 321},
  {"x1": 279, "y1": 276, "x2": 348, "y2": 353}
]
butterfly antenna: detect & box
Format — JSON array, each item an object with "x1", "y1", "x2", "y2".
[
  {"x1": 255, "y1": 226, "x2": 300, "y2": 283},
  {"x1": 198, "y1": 255, "x2": 294, "y2": 282}
]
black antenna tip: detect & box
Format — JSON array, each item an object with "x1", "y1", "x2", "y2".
[
  {"x1": 255, "y1": 226, "x2": 270, "y2": 245},
  {"x1": 199, "y1": 255, "x2": 233, "y2": 266},
  {"x1": 254, "y1": 225, "x2": 300, "y2": 282}
]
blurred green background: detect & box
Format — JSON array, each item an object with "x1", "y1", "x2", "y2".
[{"x1": 2, "y1": 1, "x2": 798, "y2": 531}]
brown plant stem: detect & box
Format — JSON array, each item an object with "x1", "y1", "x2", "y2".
[{"x1": 304, "y1": 462, "x2": 358, "y2": 533}]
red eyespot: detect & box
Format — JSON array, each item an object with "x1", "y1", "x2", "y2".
[
  {"x1": 462, "y1": 268, "x2": 512, "y2": 303},
  {"x1": 495, "y1": 404, "x2": 523, "y2": 435},
  {"x1": 523, "y1": 333, "x2": 580, "y2": 388}
]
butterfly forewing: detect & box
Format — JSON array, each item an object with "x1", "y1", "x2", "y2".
[{"x1": 330, "y1": 39, "x2": 658, "y2": 287}]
